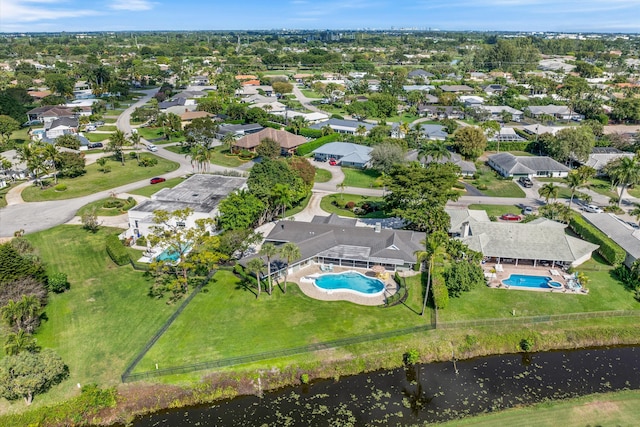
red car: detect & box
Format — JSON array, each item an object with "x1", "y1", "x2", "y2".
[
  {"x1": 500, "y1": 213, "x2": 521, "y2": 221},
  {"x1": 328, "y1": 158, "x2": 338, "y2": 166},
  {"x1": 150, "y1": 177, "x2": 166, "y2": 184}
]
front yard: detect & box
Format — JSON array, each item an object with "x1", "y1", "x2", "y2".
[
  {"x1": 320, "y1": 193, "x2": 388, "y2": 218},
  {"x1": 342, "y1": 168, "x2": 383, "y2": 188},
  {"x1": 164, "y1": 145, "x2": 249, "y2": 168},
  {"x1": 466, "y1": 163, "x2": 526, "y2": 198}
]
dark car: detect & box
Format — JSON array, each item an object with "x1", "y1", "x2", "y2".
[
  {"x1": 150, "y1": 177, "x2": 166, "y2": 184},
  {"x1": 88, "y1": 142, "x2": 103, "y2": 149},
  {"x1": 518, "y1": 177, "x2": 533, "y2": 188}
]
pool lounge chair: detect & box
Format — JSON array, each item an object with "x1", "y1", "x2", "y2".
[
  {"x1": 549, "y1": 269, "x2": 560, "y2": 276},
  {"x1": 495, "y1": 264, "x2": 504, "y2": 272}
]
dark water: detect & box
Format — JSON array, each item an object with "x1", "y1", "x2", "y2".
[{"x1": 133, "y1": 346, "x2": 639, "y2": 426}]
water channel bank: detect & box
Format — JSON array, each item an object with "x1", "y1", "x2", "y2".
[{"x1": 131, "y1": 346, "x2": 639, "y2": 426}]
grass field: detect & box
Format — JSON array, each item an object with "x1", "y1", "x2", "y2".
[
  {"x1": 468, "y1": 163, "x2": 525, "y2": 198},
  {"x1": 165, "y1": 145, "x2": 248, "y2": 167},
  {"x1": 441, "y1": 390, "x2": 640, "y2": 427},
  {"x1": 18, "y1": 226, "x2": 176, "y2": 407},
  {"x1": 300, "y1": 89, "x2": 322, "y2": 98},
  {"x1": 135, "y1": 270, "x2": 425, "y2": 372},
  {"x1": 21, "y1": 154, "x2": 179, "y2": 201},
  {"x1": 85, "y1": 132, "x2": 112, "y2": 142},
  {"x1": 628, "y1": 186, "x2": 640, "y2": 198},
  {"x1": 96, "y1": 125, "x2": 118, "y2": 131},
  {"x1": 0, "y1": 183, "x2": 14, "y2": 208},
  {"x1": 468, "y1": 204, "x2": 523, "y2": 218},
  {"x1": 137, "y1": 127, "x2": 185, "y2": 143},
  {"x1": 76, "y1": 197, "x2": 137, "y2": 217},
  {"x1": 320, "y1": 193, "x2": 388, "y2": 218},
  {"x1": 438, "y1": 254, "x2": 637, "y2": 322},
  {"x1": 342, "y1": 168, "x2": 382, "y2": 188},
  {"x1": 128, "y1": 176, "x2": 187, "y2": 197},
  {"x1": 314, "y1": 168, "x2": 332, "y2": 183}
]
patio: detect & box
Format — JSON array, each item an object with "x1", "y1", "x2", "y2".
[
  {"x1": 483, "y1": 261, "x2": 588, "y2": 294},
  {"x1": 285, "y1": 263, "x2": 400, "y2": 306}
]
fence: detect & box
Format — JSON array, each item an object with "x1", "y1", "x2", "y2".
[
  {"x1": 122, "y1": 316, "x2": 437, "y2": 382},
  {"x1": 120, "y1": 270, "x2": 217, "y2": 383}
]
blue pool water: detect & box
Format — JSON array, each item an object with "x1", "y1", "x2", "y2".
[
  {"x1": 315, "y1": 272, "x2": 385, "y2": 295},
  {"x1": 156, "y1": 244, "x2": 191, "y2": 262},
  {"x1": 503, "y1": 274, "x2": 560, "y2": 289}
]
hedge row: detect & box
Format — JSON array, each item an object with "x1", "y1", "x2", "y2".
[
  {"x1": 298, "y1": 128, "x2": 323, "y2": 138},
  {"x1": 105, "y1": 235, "x2": 130, "y2": 266},
  {"x1": 486, "y1": 141, "x2": 533, "y2": 152},
  {"x1": 296, "y1": 133, "x2": 343, "y2": 156},
  {"x1": 431, "y1": 265, "x2": 449, "y2": 309},
  {"x1": 569, "y1": 215, "x2": 627, "y2": 265}
]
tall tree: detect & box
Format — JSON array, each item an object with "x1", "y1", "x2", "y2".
[
  {"x1": 279, "y1": 243, "x2": 300, "y2": 294},
  {"x1": 604, "y1": 155, "x2": 640, "y2": 206},
  {"x1": 417, "y1": 141, "x2": 451, "y2": 164},
  {"x1": 107, "y1": 129, "x2": 127, "y2": 165},
  {"x1": 415, "y1": 231, "x2": 447, "y2": 316},
  {"x1": 452, "y1": 126, "x2": 487, "y2": 161},
  {"x1": 246, "y1": 258, "x2": 265, "y2": 299},
  {"x1": 538, "y1": 182, "x2": 560, "y2": 203},
  {"x1": 259, "y1": 243, "x2": 278, "y2": 296},
  {"x1": 0, "y1": 115, "x2": 19, "y2": 144},
  {"x1": 4, "y1": 330, "x2": 38, "y2": 356},
  {"x1": 370, "y1": 142, "x2": 406, "y2": 174}
]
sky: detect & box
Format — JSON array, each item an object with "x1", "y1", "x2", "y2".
[{"x1": 1, "y1": 0, "x2": 640, "y2": 33}]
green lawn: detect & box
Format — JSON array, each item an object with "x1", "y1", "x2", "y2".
[
  {"x1": 342, "y1": 168, "x2": 382, "y2": 188},
  {"x1": 300, "y1": 89, "x2": 322, "y2": 98},
  {"x1": 314, "y1": 168, "x2": 332, "y2": 183},
  {"x1": 85, "y1": 133, "x2": 112, "y2": 142},
  {"x1": 9, "y1": 127, "x2": 30, "y2": 145},
  {"x1": 0, "y1": 183, "x2": 14, "y2": 208},
  {"x1": 96, "y1": 125, "x2": 118, "y2": 131},
  {"x1": 21, "y1": 154, "x2": 179, "y2": 201},
  {"x1": 165, "y1": 145, "x2": 248, "y2": 168},
  {"x1": 76, "y1": 197, "x2": 137, "y2": 217},
  {"x1": 385, "y1": 113, "x2": 420, "y2": 123},
  {"x1": 441, "y1": 390, "x2": 640, "y2": 427},
  {"x1": 137, "y1": 127, "x2": 186, "y2": 143},
  {"x1": 102, "y1": 118, "x2": 117, "y2": 124},
  {"x1": 438, "y1": 254, "x2": 637, "y2": 322},
  {"x1": 468, "y1": 204, "x2": 523, "y2": 218},
  {"x1": 467, "y1": 163, "x2": 525, "y2": 198},
  {"x1": 135, "y1": 270, "x2": 425, "y2": 372},
  {"x1": 128, "y1": 176, "x2": 187, "y2": 197},
  {"x1": 629, "y1": 186, "x2": 640, "y2": 199},
  {"x1": 538, "y1": 177, "x2": 618, "y2": 200},
  {"x1": 19, "y1": 226, "x2": 176, "y2": 406},
  {"x1": 320, "y1": 193, "x2": 388, "y2": 218},
  {"x1": 284, "y1": 192, "x2": 312, "y2": 217}
]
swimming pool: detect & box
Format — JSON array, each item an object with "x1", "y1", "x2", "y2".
[
  {"x1": 155, "y1": 244, "x2": 191, "y2": 262},
  {"x1": 503, "y1": 274, "x2": 562, "y2": 290},
  {"x1": 314, "y1": 271, "x2": 385, "y2": 296}
]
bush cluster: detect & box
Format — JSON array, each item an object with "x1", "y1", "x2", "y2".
[
  {"x1": 296, "y1": 133, "x2": 342, "y2": 156},
  {"x1": 431, "y1": 266, "x2": 449, "y2": 309},
  {"x1": 569, "y1": 216, "x2": 626, "y2": 265},
  {"x1": 105, "y1": 235, "x2": 130, "y2": 266}
]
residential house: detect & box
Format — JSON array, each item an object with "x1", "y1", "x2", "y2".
[
  {"x1": 525, "y1": 105, "x2": 584, "y2": 121},
  {"x1": 26, "y1": 105, "x2": 90, "y2": 125},
  {"x1": 244, "y1": 216, "x2": 425, "y2": 274},
  {"x1": 274, "y1": 110, "x2": 329, "y2": 124},
  {"x1": 408, "y1": 69, "x2": 435, "y2": 81},
  {"x1": 446, "y1": 208, "x2": 598, "y2": 267},
  {"x1": 191, "y1": 75, "x2": 210, "y2": 85},
  {"x1": 45, "y1": 117, "x2": 79, "y2": 139},
  {"x1": 439, "y1": 84, "x2": 475, "y2": 93},
  {"x1": 392, "y1": 123, "x2": 448, "y2": 140},
  {"x1": 309, "y1": 118, "x2": 375, "y2": 135},
  {"x1": 232, "y1": 128, "x2": 307, "y2": 155},
  {"x1": 582, "y1": 212, "x2": 640, "y2": 268},
  {"x1": 215, "y1": 123, "x2": 264, "y2": 140},
  {"x1": 488, "y1": 152, "x2": 570, "y2": 178},
  {"x1": 483, "y1": 84, "x2": 507, "y2": 95},
  {"x1": 477, "y1": 106, "x2": 524, "y2": 122},
  {"x1": 407, "y1": 150, "x2": 477, "y2": 177},
  {"x1": 460, "y1": 95, "x2": 485, "y2": 107},
  {"x1": 581, "y1": 147, "x2": 636, "y2": 176},
  {"x1": 418, "y1": 105, "x2": 465, "y2": 120},
  {"x1": 403, "y1": 85, "x2": 436, "y2": 93},
  {"x1": 174, "y1": 90, "x2": 207, "y2": 99},
  {"x1": 179, "y1": 111, "x2": 216, "y2": 123},
  {"x1": 312, "y1": 142, "x2": 373, "y2": 168},
  {"x1": 469, "y1": 72, "x2": 489, "y2": 81},
  {"x1": 492, "y1": 127, "x2": 526, "y2": 142},
  {"x1": 125, "y1": 174, "x2": 246, "y2": 240},
  {"x1": 237, "y1": 85, "x2": 274, "y2": 97},
  {"x1": 522, "y1": 124, "x2": 569, "y2": 136}
]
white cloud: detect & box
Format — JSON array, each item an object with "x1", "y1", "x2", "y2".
[
  {"x1": 0, "y1": 0, "x2": 100, "y2": 23},
  {"x1": 109, "y1": 0, "x2": 155, "y2": 11}
]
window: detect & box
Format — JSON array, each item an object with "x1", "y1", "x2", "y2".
[{"x1": 176, "y1": 221, "x2": 186, "y2": 228}]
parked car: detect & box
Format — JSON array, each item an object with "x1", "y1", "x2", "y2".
[
  {"x1": 87, "y1": 142, "x2": 103, "y2": 149},
  {"x1": 93, "y1": 120, "x2": 105, "y2": 126},
  {"x1": 583, "y1": 204, "x2": 603, "y2": 214},
  {"x1": 328, "y1": 158, "x2": 338, "y2": 166},
  {"x1": 518, "y1": 177, "x2": 533, "y2": 188},
  {"x1": 85, "y1": 125, "x2": 96, "y2": 131},
  {"x1": 150, "y1": 177, "x2": 166, "y2": 184},
  {"x1": 500, "y1": 213, "x2": 522, "y2": 221},
  {"x1": 522, "y1": 206, "x2": 534, "y2": 215},
  {"x1": 147, "y1": 144, "x2": 158, "y2": 152}
]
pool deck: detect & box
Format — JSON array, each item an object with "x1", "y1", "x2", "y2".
[
  {"x1": 287, "y1": 264, "x2": 404, "y2": 306},
  {"x1": 483, "y1": 262, "x2": 588, "y2": 295}
]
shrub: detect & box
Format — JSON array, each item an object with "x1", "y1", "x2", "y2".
[
  {"x1": 138, "y1": 157, "x2": 158, "y2": 167},
  {"x1": 298, "y1": 128, "x2": 323, "y2": 138},
  {"x1": 300, "y1": 373, "x2": 309, "y2": 384},
  {"x1": 296, "y1": 133, "x2": 342, "y2": 156},
  {"x1": 431, "y1": 267, "x2": 449, "y2": 309},
  {"x1": 47, "y1": 272, "x2": 70, "y2": 293},
  {"x1": 477, "y1": 184, "x2": 488, "y2": 191},
  {"x1": 105, "y1": 235, "x2": 130, "y2": 266},
  {"x1": 129, "y1": 152, "x2": 138, "y2": 159},
  {"x1": 403, "y1": 349, "x2": 420, "y2": 365},
  {"x1": 54, "y1": 183, "x2": 67, "y2": 192},
  {"x1": 345, "y1": 201, "x2": 356, "y2": 209},
  {"x1": 569, "y1": 215, "x2": 626, "y2": 265},
  {"x1": 103, "y1": 198, "x2": 124, "y2": 209},
  {"x1": 520, "y1": 338, "x2": 534, "y2": 352},
  {"x1": 135, "y1": 236, "x2": 147, "y2": 247}
]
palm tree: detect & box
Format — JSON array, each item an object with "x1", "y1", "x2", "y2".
[
  {"x1": 108, "y1": 129, "x2": 127, "y2": 165},
  {"x1": 129, "y1": 131, "x2": 141, "y2": 161},
  {"x1": 630, "y1": 204, "x2": 640, "y2": 227},
  {"x1": 606, "y1": 156, "x2": 640, "y2": 206},
  {"x1": 538, "y1": 182, "x2": 559, "y2": 203},
  {"x1": 246, "y1": 258, "x2": 266, "y2": 299},
  {"x1": 355, "y1": 125, "x2": 367, "y2": 141},
  {"x1": 415, "y1": 231, "x2": 447, "y2": 316},
  {"x1": 259, "y1": 243, "x2": 278, "y2": 296},
  {"x1": 565, "y1": 171, "x2": 586, "y2": 209},
  {"x1": 398, "y1": 122, "x2": 410, "y2": 138},
  {"x1": 417, "y1": 141, "x2": 451, "y2": 165},
  {"x1": 42, "y1": 143, "x2": 59, "y2": 184},
  {"x1": 4, "y1": 330, "x2": 38, "y2": 356},
  {"x1": 222, "y1": 133, "x2": 236, "y2": 153},
  {"x1": 279, "y1": 242, "x2": 300, "y2": 294},
  {"x1": 336, "y1": 181, "x2": 346, "y2": 200},
  {"x1": 272, "y1": 183, "x2": 292, "y2": 220},
  {"x1": 321, "y1": 125, "x2": 334, "y2": 136}
]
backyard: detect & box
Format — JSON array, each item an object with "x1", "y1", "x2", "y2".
[
  {"x1": 21, "y1": 154, "x2": 179, "y2": 201},
  {"x1": 342, "y1": 168, "x2": 383, "y2": 188}
]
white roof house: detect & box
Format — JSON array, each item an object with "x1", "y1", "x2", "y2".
[
  {"x1": 477, "y1": 105, "x2": 524, "y2": 122},
  {"x1": 312, "y1": 142, "x2": 373, "y2": 168},
  {"x1": 522, "y1": 124, "x2": 569, "y2": 136},
  {"x1": 525, "y1": 105, "x2": 583, "y2": 121},
  {"x1": 446, "y1": 209, "x2": 599, "y2": 267},
  {"x1": 582, "y1": 148, "x2": 636, "y2": 174},
  {"x1": 488, "y1": 152, "x2": 570, "y2": 178}
]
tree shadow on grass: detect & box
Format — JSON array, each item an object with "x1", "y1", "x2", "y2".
[{"x1": 235, "y1": 278, "x2": 257, "y2": 297}]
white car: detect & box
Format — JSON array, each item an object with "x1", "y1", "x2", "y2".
[
  {"x1": 583, "y1": 204, "x2": 603, "y2": 214},
  {"x1": 146, "y1": 144, "x2": 158, "y2": 152}
]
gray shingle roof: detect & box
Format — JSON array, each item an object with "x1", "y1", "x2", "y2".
[
  {"x1": 310, "y1": 118, "x2": 375, "y2": 131},
  {"x1": 312, "y1": 142, "x2": 372, "y2": 158},
  {"x1": 488, "y1": 152, "x2": 570, "y2": 175}
]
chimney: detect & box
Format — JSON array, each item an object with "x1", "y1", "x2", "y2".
[
  {"x1": 374, "y1": 223, "x2": 381, "y2": 233},
  {"x1": 461, "y1": 221, "x2": 470, "y2": 238}
]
